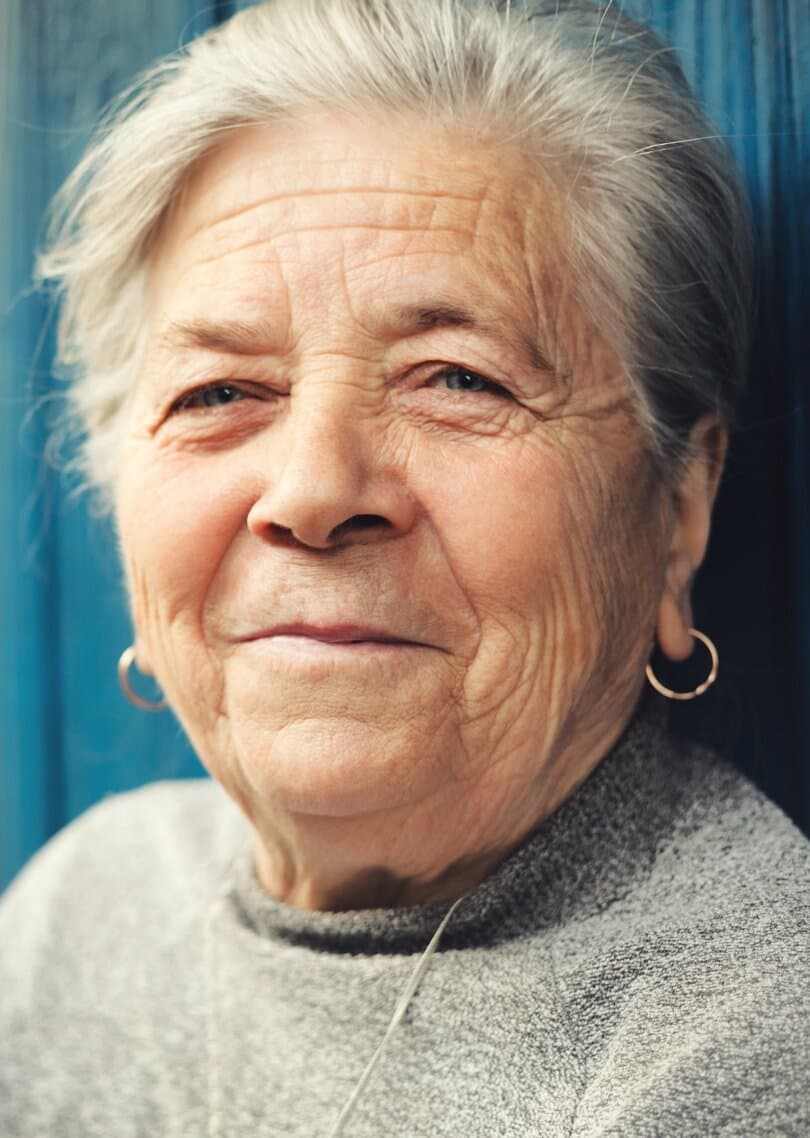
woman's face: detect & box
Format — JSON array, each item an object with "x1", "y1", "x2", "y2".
[{"x1": 117, "y1": 114, "x2": 670, "y2": 894}]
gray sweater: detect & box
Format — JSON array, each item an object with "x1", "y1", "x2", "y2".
[{"x1": 1, "y1": 693, "x2": 808, "y2": 1137}]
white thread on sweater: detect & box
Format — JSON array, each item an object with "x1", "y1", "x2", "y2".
[
  {"x1": 206, "y1": 894, "x2": 228, "y2": 1138},
  {"x1": 324, "y1": 893, "x2": 467, "y2": 1138}
]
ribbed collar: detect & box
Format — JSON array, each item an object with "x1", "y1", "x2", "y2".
[{"x1": 223, "y1": 690, "x2": 677, "y2": 955}]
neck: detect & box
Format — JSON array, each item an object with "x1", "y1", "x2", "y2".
[
  {"x1": 252, "y1": 832, "x2": 510, "y2": 911},
  {"x1": 247, "y1": 702, "x2": 641, "y2": 912}
]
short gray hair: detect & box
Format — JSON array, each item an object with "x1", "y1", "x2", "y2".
[{"x1": 36, "y1": 0, "x2": 752, "y2": 511}]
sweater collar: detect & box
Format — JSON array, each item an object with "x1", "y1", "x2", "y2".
[{"x1": 223, "y1": 690, "x2": 674, "y2": 954}]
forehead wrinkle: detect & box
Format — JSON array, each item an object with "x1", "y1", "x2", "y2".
[
  {"x1": 182, "y1": 184, "x2": 489, "y2": 247},
  {"x1": 150, "y1": 134, "x2": 566, "y2": 378},
  {"x1": 184, "y1": 223, "x2": 480, "y2": 274}
]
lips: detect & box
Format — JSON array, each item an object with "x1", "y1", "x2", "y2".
[{"x1": 246, "y1": 623, "x2": 421, "y2": 646}]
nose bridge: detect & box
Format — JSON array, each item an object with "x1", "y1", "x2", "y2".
[
  {"x1": 282, "y1": 371, "x2": 372, "y2": 489},
  {"x1": 247, "y1": 365, "x2": 412, "y2": 548}
]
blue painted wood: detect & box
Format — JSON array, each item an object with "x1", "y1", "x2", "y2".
[
  {"x1": 1, "y1": 1, "x2": 217, "y2": 889},
  {"x1": 2, "y1": 0, "x2": 808, "y2": 889},
  {"x1": 632, "y1": 0, "x2": 810, "y2": 826}
]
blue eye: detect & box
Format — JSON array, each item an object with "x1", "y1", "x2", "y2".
[
  {"x1": 174, "y1": 384, "x2": 248, "y2": 411},
  {"x1": 428, "y1": 367, "x2": 508, "y2": 397}
]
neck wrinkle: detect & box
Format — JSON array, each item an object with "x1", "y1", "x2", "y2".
[{"x1": 220, "y1": 689, "x2": 672, "y2": 955}]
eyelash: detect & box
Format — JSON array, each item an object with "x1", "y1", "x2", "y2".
[
  {"x1": 170, "y1": 383, "x2": 251, "y2": 413},
  {"x1": 424, "y1": 366, "x2": 510, "y2": 399},
  {"x1": 169, "y1": 365, "x2": 511, "y2": 415}
]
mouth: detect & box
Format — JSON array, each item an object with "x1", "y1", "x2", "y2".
[{"x1": 244, "y1": 624, "x2": 425, "y2": 648}]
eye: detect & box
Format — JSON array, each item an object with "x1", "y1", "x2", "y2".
[
  {"x1": 171, "y1": 383, "x2": 250, "y2": 412},
  {"x1": 425, "y1": 366, "x2": 510, "y2": 398}
]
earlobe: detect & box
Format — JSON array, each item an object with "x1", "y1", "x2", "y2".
[
  {"x1": 133, "y1": 639, "x2": 155, "y2": 676},
  {"x1": 655, "y1": 585, "x2": 694, "y2": 662}
]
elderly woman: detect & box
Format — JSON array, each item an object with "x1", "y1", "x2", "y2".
[{"x1": 2, "y1": 0, "x2": 808, "y2": 1134}]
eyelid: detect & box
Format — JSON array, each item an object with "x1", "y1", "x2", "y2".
[
  {"x1": 163, "y1": 362, "x2": 524, "y2": 419},
  {"x1": 420, "y1": 362, "x2": 514, "y2": 397},
  {"x1": 168, "y1": 379, "x2": 269, "y2": 414}
]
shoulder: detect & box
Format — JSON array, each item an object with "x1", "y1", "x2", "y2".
[
  {"x1": 3, "y1": 776, "x2": 248, "y2": 891},
  {"x1": 654, "y1": 734, "x2": 809, "y2": 930},
  {"x1": 0, "y1": 781, "x2": 247, "y2": 1133},
  {"x1": 0, "y1": 778, "x2": 250, "y2": 979},
  {"x1": 561, "y1": 737, "x2": 810, "y2": 1136},
  {"x1": 588, "y1": 731, "x2": 810, "y2": 989}
]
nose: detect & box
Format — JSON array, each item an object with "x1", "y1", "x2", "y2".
[{"x1": 246, "y1": 398, "x2": 417, "y2": 551}]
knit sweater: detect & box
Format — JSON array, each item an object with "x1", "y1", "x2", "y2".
[{"x1": 1, "y1": 693, "x2": 808, "y2": 1138}]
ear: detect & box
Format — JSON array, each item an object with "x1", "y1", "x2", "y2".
[
  {"x1": 133, "y1": 637, "x2": 156, "y2": 676},
  {"x1": 655, "y1": 414, "x2": 728, "y2": 662}
]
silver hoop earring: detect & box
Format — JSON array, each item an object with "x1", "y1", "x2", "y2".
[
  {"x1": 645, "y1": 628, "x2": 718, "y2": 701},
  {"x1": 117, "y1": 645, "x2": 167, "y2": 712}
]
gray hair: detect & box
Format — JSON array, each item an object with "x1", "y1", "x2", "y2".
[{"x1": 36, "y1": 0, "x2": 752, "y2": 511}]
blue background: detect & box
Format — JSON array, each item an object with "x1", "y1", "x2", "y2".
[{"x1": 2, "y1": 0, "x2": 808, "y2": 890}]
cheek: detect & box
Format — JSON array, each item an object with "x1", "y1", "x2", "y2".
[
  {"x1": 414, "y1": 425, "x2": 654, "y2": 708},
  {"x1": 116, "y1": 446, "x2": 253, "y2": 655},
  {"x1": 414, "y1": 435, "x2": 585, "y2": 621}
]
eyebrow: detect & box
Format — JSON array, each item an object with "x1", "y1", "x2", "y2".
[
  {"x1": 383, "y1": 303, "x2": 554, "y2": 373},
  {"x1": 156, "y1": 316, "x2": 281, "y2": 356},
  {"x1": 156, "y1": 302, "x2": 555, "y2": 373}
]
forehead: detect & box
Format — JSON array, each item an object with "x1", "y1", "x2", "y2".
[{"x1": 147, "y1": 113, "x2": 567, "y2": 336}]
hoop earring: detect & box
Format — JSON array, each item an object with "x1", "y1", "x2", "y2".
[
  {"x1": 117, "y1": 645, "x2": 167, "y2": 712},
  {"x1": 645, "y1": 628, "x2": 718, "y2": 701}
]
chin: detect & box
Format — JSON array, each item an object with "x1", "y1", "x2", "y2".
[{"x1": 233, "y1": 718, "x2": 438, "y2": 819}]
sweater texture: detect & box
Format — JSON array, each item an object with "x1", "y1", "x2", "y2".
[{"x1": 1, "y1": 692, "x2": 808, "y2": 1137}]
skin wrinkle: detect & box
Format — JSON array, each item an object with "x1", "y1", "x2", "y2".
[
  {"x1": 516, "y1": 169, "x2": 575, "y2": 383},
  {"x1": 188, "y1": 223, "x2": 481, "y2": 272},
  {"x1": 142, "y1": 251, "x2": 559, "y2": 427},
  {"x1": 185, "y1": 186, "x2": 488, "y2": 246},
  {"x1": 116, "y1": 113, "x2": 721, "y2": 910},
  {"x1": 191, "y1": 173, "x2": 487, "y2": 254}
]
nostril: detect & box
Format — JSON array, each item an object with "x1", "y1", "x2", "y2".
[
  {"x1": 258, "y1": 515, "x2": 392, "y2": 550},
  {"x1": 329, "y1": 514, "x2": 390, "y2": 542},
  {"x1": 264, "y1": 523, "x2": 301, "y2": 547}
]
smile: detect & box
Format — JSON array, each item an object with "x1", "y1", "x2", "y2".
[{"x1": 241, "y1": 624, "x2": 428, "y2": 657}]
